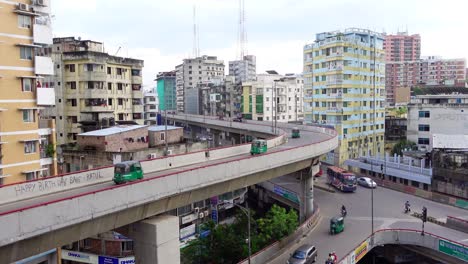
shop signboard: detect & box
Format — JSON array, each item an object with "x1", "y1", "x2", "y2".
[
  {"x1": 62, "y1": 250, "x2": 98, "y2": 263},
  {"x1": 180, "y1": 223, "x2": 196, "y2": 240}
]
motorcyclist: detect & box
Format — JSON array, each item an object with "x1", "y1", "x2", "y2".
[
  {"x1": 325, "y1": 253, "x2": 335, "y2": 264},
  {"x1": 341, "y1": 205, "x2": 347, "y2": 217},
  {"x1": 331, "y1": 251, "x2": 338, "y2": 262},
  {"x1": 405, "y1": 201, "x2": 411, "y2": 213}
]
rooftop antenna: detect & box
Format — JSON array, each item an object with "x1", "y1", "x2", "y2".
[
  {"x1": 192, "y1": 4, "x2": 200, "y2": 58},
  {"x1": 237, "y1": 0, "x2": 247, "y2": 59},
  {"x1": 114, "y1": 46, "x2": 121, "y2": 56}
]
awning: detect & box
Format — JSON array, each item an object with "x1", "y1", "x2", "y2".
[
  {"x1": 16, "y1": 43, "x2": 42, "y2": 48},
  {"x1": 13, "y1": 9, "x2": 39, "y2": 16},
  {"x1": 22, "y1": 168, "x2": 47, "y2": 174},
  {"x1": 20, "y1": 138, "x2": 40, "y2": 142},
  {"x1": 17, "y1": 75, "x2": 43, "y2": 79},
  {"x1": 18, "y1": 107, "x2": 44, "y2": 110},
  {"x1": 0, "y1": 108, "x2": 7, "y2": 112},
  {"x1": 0, "y1": 174, "x2": 12, "y2": 179}
]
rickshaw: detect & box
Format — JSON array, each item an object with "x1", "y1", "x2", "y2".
[
  {"x1": 113, "y1": 161, "x2": 144, "y2": 184},
  {"x1": 250, "y1": 139, "x2": 268, "y2": 155},
  {"x1": 292, "y1": 127, "x2": 300, "y2": 138},
  {"x1": 329, "y1": 216, "x2": 344, "y2": 235}
]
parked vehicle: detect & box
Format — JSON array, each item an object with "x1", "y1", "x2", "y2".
[
  {"x1": 113, "y1": 161, "x2": 143, "y2": 184},
  {"x1": 250, "y1": 139, "x2": 268, "y2": 155},
  {"x1": 327, "y1": 166, "x2": 357, "y2": 192},
  {"x1": 329, "y1": 216, "x2": 344, "y2": 235},
  {"x1": 287, "y1": 244, "x2": 317, "y2": 264},
  {"x1": 292, "y1": 127, "x2": 301, "y2": 138},
  {"x1": 233, "y1": 115, "x2": 243, "y2": 122},
  {"x1": 357, "y1": 177, "x2": 377, "y2": 188}
]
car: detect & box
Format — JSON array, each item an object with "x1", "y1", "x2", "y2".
[
  {"x1": 287, "y1": 244, "x2": 317, "y2": 264},
  {"x1": 358, "y1": 177, "x2": 377, "y2": 188}
]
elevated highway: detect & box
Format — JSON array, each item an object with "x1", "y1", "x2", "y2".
[{"x1": 0, "y1": 115, "x2": 337, "y2": 262}]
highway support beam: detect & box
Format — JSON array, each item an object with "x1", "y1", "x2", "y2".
[{"x1": 130, "y1": 215, "x2": 180, "y2": 264}]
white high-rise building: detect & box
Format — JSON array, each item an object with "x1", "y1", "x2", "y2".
[
  {"x1": 228, "y1": 55, "x2": 256, "y2": 84},
  {"x1": 175, "y1": 55, "x2": 225, "y2": 113}
]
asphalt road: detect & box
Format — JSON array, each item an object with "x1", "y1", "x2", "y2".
[
  {"x1": 268, "y1": 174, "x2": 468, "y2": 264},
  {"x1": 0, "y1": 118, "x2": 332, "y2": 214}
]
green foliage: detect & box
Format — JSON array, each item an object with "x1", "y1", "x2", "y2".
[
  {"x1": 391, "y1": 140, "x2": 416, "y2": 156},
  {"x1": 45, "y1": 144, "x2": 55, "y2": 157},
  {"x1": 395, "y1": 106, "x2": 407, "y2": 117},
  {"x1": 181, "y1": 204, "x2": 299, "y2": 264},
  {"x1": 257, "y1": 204, "x2": 298, "y2": 244}
]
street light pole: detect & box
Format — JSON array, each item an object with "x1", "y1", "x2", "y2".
[{"x1": 225, "y1": 201, "x2": 251, "y2": 264}]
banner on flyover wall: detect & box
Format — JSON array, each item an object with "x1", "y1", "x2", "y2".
[
  {"x1": 438, "y1": 239, "x2": 468, "y2": 262},
  {"x1": 353, "y1": 240, "x2": 368, "y2": 263}
]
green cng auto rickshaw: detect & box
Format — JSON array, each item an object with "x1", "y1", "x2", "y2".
[
  {"x1": 292, "y1": 127, "x2": 300, "y2": 138},
  {"x1": 250, "y1": 139, "x2": 268, "y2": 155},
  {"x1": 113, "y1": 161, "x2": 144, "y2": 184},
  {"x1": 330, "y1": 216, "x2": 344, "y2": 235}
]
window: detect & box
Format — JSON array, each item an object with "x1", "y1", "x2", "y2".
[
  {"x1": 70, "y1": 116, "x2": 78, "y2": 123},
  {"x1": 117, "y1": 68, "x2": 123, "y2": 75},
  {"x1": 107, "y1": 82, "x2": 112, "y2": 90},
  {"x1": 343, "y1": 128, "x2": 348, "y2": 134},
  {"x1": 117, "y1": 83, "x2": 123, "y2": 90},
  {"x1": 68, "y1": 64, "x2": 75, "y2": 72},
  {"x1": 22, "y1": 78, "x2": 32, "y2": 92},
  {"x1": 70, "y1": 99, "x2": 77, "y2": 107},
  {"x1": 87, "y1": 81, "x2": 95, "y2": 89},
  {"x1": 418, "y1": 138, "x2": 430, "y2": 145},
  {"x1": 418, "y1": 111, "x2": 430, "y2": 118},
  {"x1": 418, "y1": 124, "x2": 430, "y2": 132},
  {"x1": 18, "y1": 15, "x2": 31, "y2": 28},
  {"x1": 22, "y1": 110, "x2": 34, "y2": 122},
  {"x1": 107, "y1": 67, "x2": 111, "y2": 74},
  {"x1": 70, "y1": 82, "x2": 76, "y2": 89},
  {"x1": 20, "y1": 47, "x2": 33, "y2": 60},
  {"x1": 24, "y1": 141, "x2": 36, "y2": 153},
  {"x1": 25, "y1": 172, "x2": 35, "y2": 181},
  {"x1": 108, "y1": 98, "x2": 113, "y2": 106},
  {"x1": 118, "y1": 98, "x2": 123, "y2": 105},
  {"x1": 118, "y1": 113, "x2": 124, "y2": 120},
  {"x1": 160, "y1": 132, "x2": 165, "y2": 141},
  {"x1": 122, "y1": 241, "x2": 133, "y2": 252}
]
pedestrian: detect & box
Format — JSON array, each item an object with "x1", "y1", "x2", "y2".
[{"x1": 331, "y1": 251, "x2": 338, "y2": 263}]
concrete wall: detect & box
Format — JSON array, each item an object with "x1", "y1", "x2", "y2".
[
  {"x1": 149, "y1": 127, "x2": 183, "y2": 147},
  {"x1": 446, "y1": 216, "x2": 468, "y2": 234},
  {"x1": 339, "y1": 229, "x2": 468, "y2": 264}
]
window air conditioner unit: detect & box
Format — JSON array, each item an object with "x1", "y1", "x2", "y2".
[
  {"x1": 17, "y1": 3, "x2": 28, "y2": 10},
  {"x1": 148, "y1": 153, "x2": 157, "y2": 159},
  {"x1": 204, "y1": 210, "x2": 209, "y2": 216},
  {"x1": 36, "y1": 0, "x2": 45, "y2": 6},
  {"x1": 198, "y1": 212, "x2": 204, "y2": 219},
  {"x1": 194, "y1": 207, "x2": 200, "y2": 214}
]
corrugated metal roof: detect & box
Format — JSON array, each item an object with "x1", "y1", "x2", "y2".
[
  {"x1": 79, "y1": 125, "x2": 148, "y2": 136},
  {"x1": 432, "y1": 134, "x2": 468, "y2": 149},
  {"x1": 148, "y1": 125, "x2": 182, "y2": 132}
]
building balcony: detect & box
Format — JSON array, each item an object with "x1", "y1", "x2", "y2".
[
  {"x1": 145, "y1": 112, "x2": 157, "y2": 120},
  {"x1": 132, "y1": 104, "x2": 143, "y2": 113},
  {"x1": 33, "y1": 23, "x2": 52, "y2": 45},
  {"x1": 83, "y1": 89, "x2": 108, "y2": 99},
  {"x1": 35, "y1": 56, "x2": 53, "y2": 75},
  {"x1": 132, "y1": 90, "x2": 143, "y2": 98},
  {"x1": 82, "y1": 105, "x2": 113, "y2": 113},
  {"x1": 145, "y1": 105, "x2": 158, "y2": 112},
  {"x1": 40, "y1": 157, "x2": 53, "y2": 166},
  {"x1": 132, "y1": 75, "x2": 142, "y2": 84},
  {"x1": 32, "y1": 0, "x2": 51, "y2": 14},
  {"x1": 80, "y1": 71, "x2": 107, "y2": 82},
  {"x1": 36, "y1": 87, "x2": 55, "y2": 105}
]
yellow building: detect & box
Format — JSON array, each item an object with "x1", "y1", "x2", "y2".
[
  {"x1": 0, "y1": 0, "x2": 57, "y2": 184},
  {"x1": 303, "y1": 29, "x2": 386, "y2": 166}
]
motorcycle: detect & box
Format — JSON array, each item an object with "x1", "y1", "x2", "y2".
[
  {"x1": 404, "y1": 205, "x2": 411, "y2": 214},
  {"x1": 341, "y1": 208, "x2": 347, "y2": 217}
]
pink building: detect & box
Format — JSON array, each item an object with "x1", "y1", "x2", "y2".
[
  {"x1": 384, "y1": 33, "x2": 421, "y2": 62},
  {"x1": 385, "y1": 57, "x2": 467, "y2": 105}
]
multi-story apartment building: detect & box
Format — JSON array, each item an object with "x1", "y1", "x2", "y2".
[
  {"x1": 383, "y1": 32, "x2": 421, "y2": 62},
  {"x1": 52, "y1": 37, "x2": 144, "y2": 147},
  {"x1": 156, "y1": 71, "x2": 176, "y2": 111},
  {"x1": 229, "y1": 55, "x2": 256, "y2": 84},
  {"x1": 407, "y1": 87, "x2": 468, "y2": 152},
  {"x1": 303, "y1": 28, "x2": 386, "y2": 166},
  {"x1": 0, "y1": 0, "x2": 58, "y2": 184},
  {"x1": 241, "y1": 72, "x2": 304, "y2": 123},
  {"x1": 143, "y1": 92, "x2": 157, "y2": 125},
  {"x1": 385, "y1": 56, "x2": 466, "y2": 105},
  {"x1": 175, "y1": 55, "x2": 225, "y2": 113}
]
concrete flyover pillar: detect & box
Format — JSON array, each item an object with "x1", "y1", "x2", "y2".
[
  {"x1": 302, "y1": 158, "x2": 319, "y2": 220},
  {"x1": 131, "y1": 215, "x2": 180, "y2": 264},
  {"x1": 213, "y1": 129, "x2": 221, "y2": 147}
]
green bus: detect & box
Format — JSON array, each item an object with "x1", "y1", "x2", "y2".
[
  {"x1": 113, "y1": 161, "x2": 144, "y2": 184},
  {"x1": 292, "y1": 127, "x2": 300, "y2": 138},
  {"x1": 250, "y1": 139, "x2": 268, "y2": 155}
]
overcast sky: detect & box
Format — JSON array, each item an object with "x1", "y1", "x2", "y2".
[{"x1": 52, "y1": 0, "x2": 468, "y2": 89}]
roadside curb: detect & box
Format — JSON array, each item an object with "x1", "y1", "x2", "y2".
[
  {"x1": 412, "y1": 212, "x2": 446, "y2": 226},
  {"x1": 315, "y1": 183, "x2": 336, "y2": 193}
]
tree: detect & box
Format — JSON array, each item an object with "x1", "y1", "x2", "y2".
[
  {"x1": 391, "y1": 140, "x2": 416, "y2": 156},
  {"x1": 257, "y1": 204, "x2": 298, "y2": 245},
  {"x1": 45, "y1": 144, "x2": 55, "y2": 158},
  {"x1": 395, "y1": 106, "x2": 407, "y2": 117}
]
